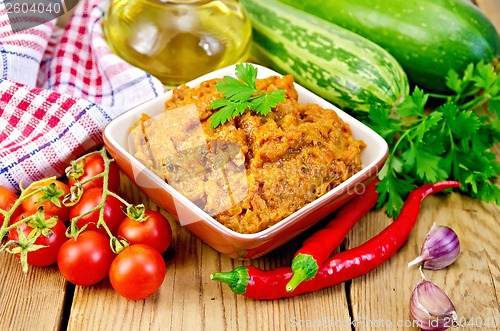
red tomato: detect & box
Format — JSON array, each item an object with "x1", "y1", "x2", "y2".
[
  {"x1": 68, "y1": 154, "x2": 121, "y2": 193},
  {"x1": 8, "y1": 212, "x2": 67, "y2": 267},
  {"x1": 21, "y1": 179, "x2": 70, "y2": 223},
  {"x1": 109, "y1": 244, "x2": 166, "y2": 300},
  {"x1": 69, "y1": 187, "x2": 124, "y2": 235},
  {"x1": 57, "y1": 231, "x2": 116, "y2": 286},
  {"x1": 117, "y1": 210, "x2": 172, "y2": 254},
  {"x1": 0, "y1": 186, "x2": 20, "y2": 225}
]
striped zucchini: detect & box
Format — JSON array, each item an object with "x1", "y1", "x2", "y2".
[
  {"x1": 278, "y1": 0, "x2": 500, "y2": 93},
  {"x1": 240, "y1": 0, "x2": 409, "y2": 113}
]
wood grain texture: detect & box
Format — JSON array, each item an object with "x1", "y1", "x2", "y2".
[
  {"x1": 66, "y1": 176, "x2": 353, "y2": 331},
  {"x1": 65, "y1": 172, "x2": 500, "y2": 331},
  {"x1": 345, "y1": 3, "x2": 500, "y2": 329},
  {"x1": 347, "y1": 193, "x2": 500, "y2": 330},
  {"x1": 0, "y1": 252, "x2": 67, "y2": 331},
  {"x1": 3, "y1": 3, "x2": 500, "y2": 331}
]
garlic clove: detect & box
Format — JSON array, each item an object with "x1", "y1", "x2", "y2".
[
  {"x1": 408, "y1": 223, "x2": 460, "y2": 270},
  {"x1": 410, "y1": 275, "x2": 457, "y2": 331}
]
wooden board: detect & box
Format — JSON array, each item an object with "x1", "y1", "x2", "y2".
[
  {"x1": 0, "y1": 252, "x2": 67, "y2": 331},
  {"x1": 65, "y1": 174, "x2": 500, "y2": 331},
  {"x1": 347, "y1": 193, "x2": 500, "y2": 330},
  {"x1": 2, "y1": 1, "x2": 500, "y2": 330},
  {"x1": 66, "y1": 180, "x2": 353, "y2": 331}
]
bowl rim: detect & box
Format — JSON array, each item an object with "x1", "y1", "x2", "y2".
[{"x1": 103, "y1": 63, "x2": 389, "y2": 240}]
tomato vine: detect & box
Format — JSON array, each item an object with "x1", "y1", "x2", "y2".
[{"x1": 0, "y1": 146, "x2": 149, "y2": 273}]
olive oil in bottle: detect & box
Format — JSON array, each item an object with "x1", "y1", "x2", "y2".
[{"x1": 102, "y1": 0, "x2": 252, "y2": 87}]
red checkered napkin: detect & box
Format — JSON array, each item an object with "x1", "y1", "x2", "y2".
[{"x1": 0, "y1": 0, "x2": 166, "y2": 191}]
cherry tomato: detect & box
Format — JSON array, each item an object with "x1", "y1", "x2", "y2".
[
  {"x1": 68, "y1": 154, "x2": 121, "y2": 192},
  {"x1": 117, "y1": 210, "x2": 172, "y2": 254},
  {"x1": 109, "y1": 244, "x2": 166, "y2": 300},
  {"x1": 21, "y1": 179, "x2": 70, "y2": 223},
  {"x1": 0, "y1": 186, "x2": 20, "y2": 226},
  {"x1": 69, "y1": 187, "x2": 124, "y2": 235},
  {"x1": 8, "y1": 211, "x2": 67, "y2": 267},
  {"x1": 57, "y1": 231, "x2": 116, "y2": 286}
]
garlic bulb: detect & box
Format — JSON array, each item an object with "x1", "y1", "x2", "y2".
[
  {"x1": 410, "y1": 271, "x2": 457, "y2": 331},
  {"x1": 408, "y1": 223, "x2": 460, "y2": 270}
]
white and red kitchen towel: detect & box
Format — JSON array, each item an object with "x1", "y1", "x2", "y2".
[{"x1": 0, "y1": 0, "x2": 166, "y2": 191}]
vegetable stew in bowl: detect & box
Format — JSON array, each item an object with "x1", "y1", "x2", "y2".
[{"x1": 103, "y1": 64, "x2": 388, "y2": 258}]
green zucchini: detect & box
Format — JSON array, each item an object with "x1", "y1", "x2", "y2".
[
  {"x1": 278, "y1": 0, "x2": 500, "y2": 93},
  {"x1": 239, "y1": 0, "x2": 409, "y2": 113}
]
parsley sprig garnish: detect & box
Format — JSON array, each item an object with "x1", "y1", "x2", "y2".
[
  {"x1": 209, "y1": 63, "x2": 286, "y2": 128},
  {"x1": 365, "y1": 61, "x2": 500, "y2": 217}
]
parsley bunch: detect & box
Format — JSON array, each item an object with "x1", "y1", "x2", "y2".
[
  {"x1": 210, "y1": 63, "x2": 286, "y2": 128},
  {"x1": 365, "y1": 61, "x2": 500, "y2": 217}
]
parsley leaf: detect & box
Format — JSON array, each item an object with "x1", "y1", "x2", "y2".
[
  {"x1": 488, "y1": 97, "x2": 500, "y2": 116},
  {"x1": 365, "y1": 61, "x2": 500, "y2": 217},
  {"x1": 396, "y1": 86, "x2": 428, "y2": 118},
  {"x1": 209, "y1": 63, "x2": 286, "y2": 128},
  {"x1": 376, "y1": 155, "x2": 414, "y2": 217}
]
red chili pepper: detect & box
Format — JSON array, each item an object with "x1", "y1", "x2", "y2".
[
  {"x1": 286, "y1": 178, "x2": 379, "y2": 292},
  {"x1": 211, "y1": 181, "x2": 460, "y2": 300}
]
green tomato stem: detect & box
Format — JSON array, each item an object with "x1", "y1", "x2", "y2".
[
  {"x1": 96, "y1": 201, "x2": 113, "y2": 238},
  {"x1": 66, "y1": 147, "x2": 123, "y2": 239},
  {"x1": 110, "y1": 237, "x2": 129, "y2": 254},
  {"x1": 0, "y1": 240, "x2": 15, "y2": 254},
  {"x1": 20, "y1": 250, "x2": 29, "y2": 274},
  {"x1": 2, "y1": 222, "x2": 44, "y2": 274},
  {"x1": 3, "y1": 214, "x2": 37, "y2": 234},
  {"x1": 107, "y1": 190, "x2": 131, "y2": 208},
  {"x1": 78, "y1": 173, "x2": 104, "y2": 187},
  {"x1": 0, "y1": 178, "x2": 55, "y2": 239}
]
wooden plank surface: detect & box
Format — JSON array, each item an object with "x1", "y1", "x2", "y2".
[
  {"x1": 2, "y1": 1, "x2": 500, "y2": 331},
  {"x1": 348, "y1": 193, "x2": 500, "y2": 330},
  {"x1": 66, "y1": 172, "x2": 500, "y2": 331},
  {"x1": 0, "y1": 252, "x2": 67, "y2": 331},
  {"x1": 66, "y1": 180, "x2": 353, "y2": 331},
  {"x1": 346, "y1": 144, "x2": 500, "y2": 331}
]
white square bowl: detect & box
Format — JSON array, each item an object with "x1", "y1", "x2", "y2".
[{"x1": 103, "y1": 64, "x2": 388, "y2": 259}]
